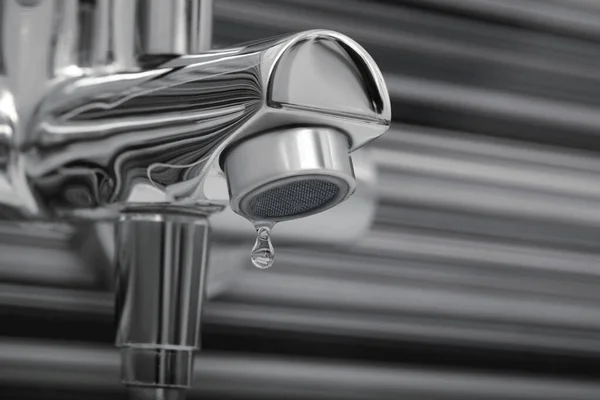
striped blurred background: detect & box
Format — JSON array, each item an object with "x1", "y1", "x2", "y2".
[{"x1": 2, "y1": 1, "x2": 600, "y2": 399}]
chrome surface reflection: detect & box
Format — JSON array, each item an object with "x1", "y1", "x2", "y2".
[
  {"x1": 225, "y1": 127, "x2": 356, "y2": 222},
  {"x1": 115, "y1": 215, "x2": 209, "y2": 390},
  {"x1": 0, "y1": 0, "x2": 391, "y2": 397},
  {"x1": 0, "y1": 1, "x2": 390, "y2": 221}
]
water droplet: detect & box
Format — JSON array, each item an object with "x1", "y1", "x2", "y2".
[{"x1": 250, "y1": 225, "x2": 275, "y2": 269}]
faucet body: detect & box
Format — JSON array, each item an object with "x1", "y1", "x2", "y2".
[
  {"x1": 0, "y1": 0, "x2": 390, "y2": 396},
  {"x1": 0, "y1": 2, "x2": 389, "y2": 221}
]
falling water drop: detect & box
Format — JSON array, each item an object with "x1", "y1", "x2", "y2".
[{"x1": 250, "y1": 225, "x2": 275, "y2": 269}]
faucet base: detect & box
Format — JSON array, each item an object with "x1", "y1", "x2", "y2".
[
  {"x1": 129, "y1": 387, "x2": 188, "y2": 400},
  {"x1": 115, "y1": 214, "x2": 209, "y2": 391},
  {"x1": 121, "y1": 346, "x2": 194, "y2": 389}
]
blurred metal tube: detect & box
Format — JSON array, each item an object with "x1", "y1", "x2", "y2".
[
  {"x1": 115, "y1": 215, "x2": 209, "y2": 389},
  {"x1": 398, "y1": 0, "x2": 600, "y2": 41},
  {"x1": 137, "y1": 0, "x2": 213, "y2": 56},
  {"x1": 377, "y1": 125, "x2": 600, "y2": 173},
  {"x1": 378, "y1": 170, "x2": 600, "y2": 228},
  {"x1": 88, "y1": 0, "x2": 137, "y2": 70},
  {"x1": 0, "y1": 283, "x2": 111, "y2": 313},
  {"x1": 387, "y1": 75, "x2": 600, "y2": 136},
  {"x1": 190, "y1": 0, "x2": 213, "y2": 52},
  {"x1": 375, "y1": 146, "x2": 600, "y2": 201},
  {"x1": 4, "y1": 281, "x2": 600, "y2": 356},
  {"x1": 205, "y1": 301, "x2": 600, "y2": 356},
  {"x1": 226, "y1": 266, "x2": 600, "y2": 332},
  {"x1": 371, "y1": 125, "x2": 600, "y2": 245},
  {"x1": 1, "y1": 339, "x2": 600, "y2": 400}
]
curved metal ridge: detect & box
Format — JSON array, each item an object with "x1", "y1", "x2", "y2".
[
  {"x1": 265, "y1": 29, "x2": 390, "y2": 126},
  {"x1": 214, "y1": 0, "x2": 600, "y2": 144},
  {"x1": 1, "y1": 29, "x2": 390, "y2": 220},
  {"x1": 215, "y1": 0, "x2": 600, "y2": 93},
  {"x1": 204, "y1": 302, "x2": 600, "y2": 356},
  {"x1": 376, "y1": 125, "x2": 600, "y2": 173}
]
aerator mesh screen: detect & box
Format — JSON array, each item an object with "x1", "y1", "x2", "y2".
[{"x1": 247, "y1": 179, "x2": 341, "y2": 219}]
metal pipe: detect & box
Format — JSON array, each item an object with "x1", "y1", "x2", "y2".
[
  {"x1": 115, "y1": 214, "x2": 209, "y2": 390},
  {"x1": 136, "y1": 0, "x2": 213, "y2": 56},
  {"x1": 87, "y1": 0, "x2": 137, "y2": 71},
  {"x1": 0, "y1": 1, "x2": 392, "y2": 397}
]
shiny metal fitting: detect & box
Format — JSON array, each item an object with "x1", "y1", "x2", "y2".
[
  {"x1": 115, "y1": 214, "x2": 209, "y2": 389},
  {"x1": 224, "y1": 127, "x2": 356, "y2": 222},
  {"x1": 121, "y1": 347, "x2": 193, "y2": 389},
  {"x1": 0, "y1": 0, "x2": 391, "y2": 396}
]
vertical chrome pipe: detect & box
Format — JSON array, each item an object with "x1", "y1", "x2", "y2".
[
  {"x1": 189, "y1": 0, "x2": 213, "y2": 53},
  {"x1": 115, "y1": 215, "x2": 209, "y2": 391},
  {"x1": 136, "y1": 0, "x2": 213, "y2": 56},
  {"x1": 87, "y1": 0, "x2": 137, "y2": 71}
]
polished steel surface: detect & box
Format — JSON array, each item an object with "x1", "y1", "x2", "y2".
[
  {"x1": 225, "y1": 127, "x2": 355, "y2": 221},
  {"x1": 0, "y1": 0, "x2": 390, "y2": 221},
  {"x1": 115, "y1": 215, "x2": 209, "y2": 389},
  {"x1": 0, "y1": 0, "x2": 392, "y2": 397},
  {"x1": 129, "y1": 387, "x2": 188, "y2": 400},
  {"x1": 138, "y1": 0, "x2": 213, "y2": 56},
  {"x1": 210, "y1": 147, "x2": 376, "y2": 244}
]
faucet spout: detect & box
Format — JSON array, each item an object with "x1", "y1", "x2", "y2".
[
  {"x1": 4, "y1": 30, "x2": 390, "y2": 220},
  {"x1": 0, "y1": 1, "x2": 392, "y2": 396}
]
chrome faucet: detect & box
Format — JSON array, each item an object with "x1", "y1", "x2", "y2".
[{"x1": 0, "y1": 0, "x2": 390, "y2": 398}]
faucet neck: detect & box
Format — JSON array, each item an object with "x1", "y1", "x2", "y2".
[
  {"x1": 2, "y1": 28, "x2": 390, "y2": 220},
  {"x1": 115, "y1": 213, "x2": 209, "y2": 390}
]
